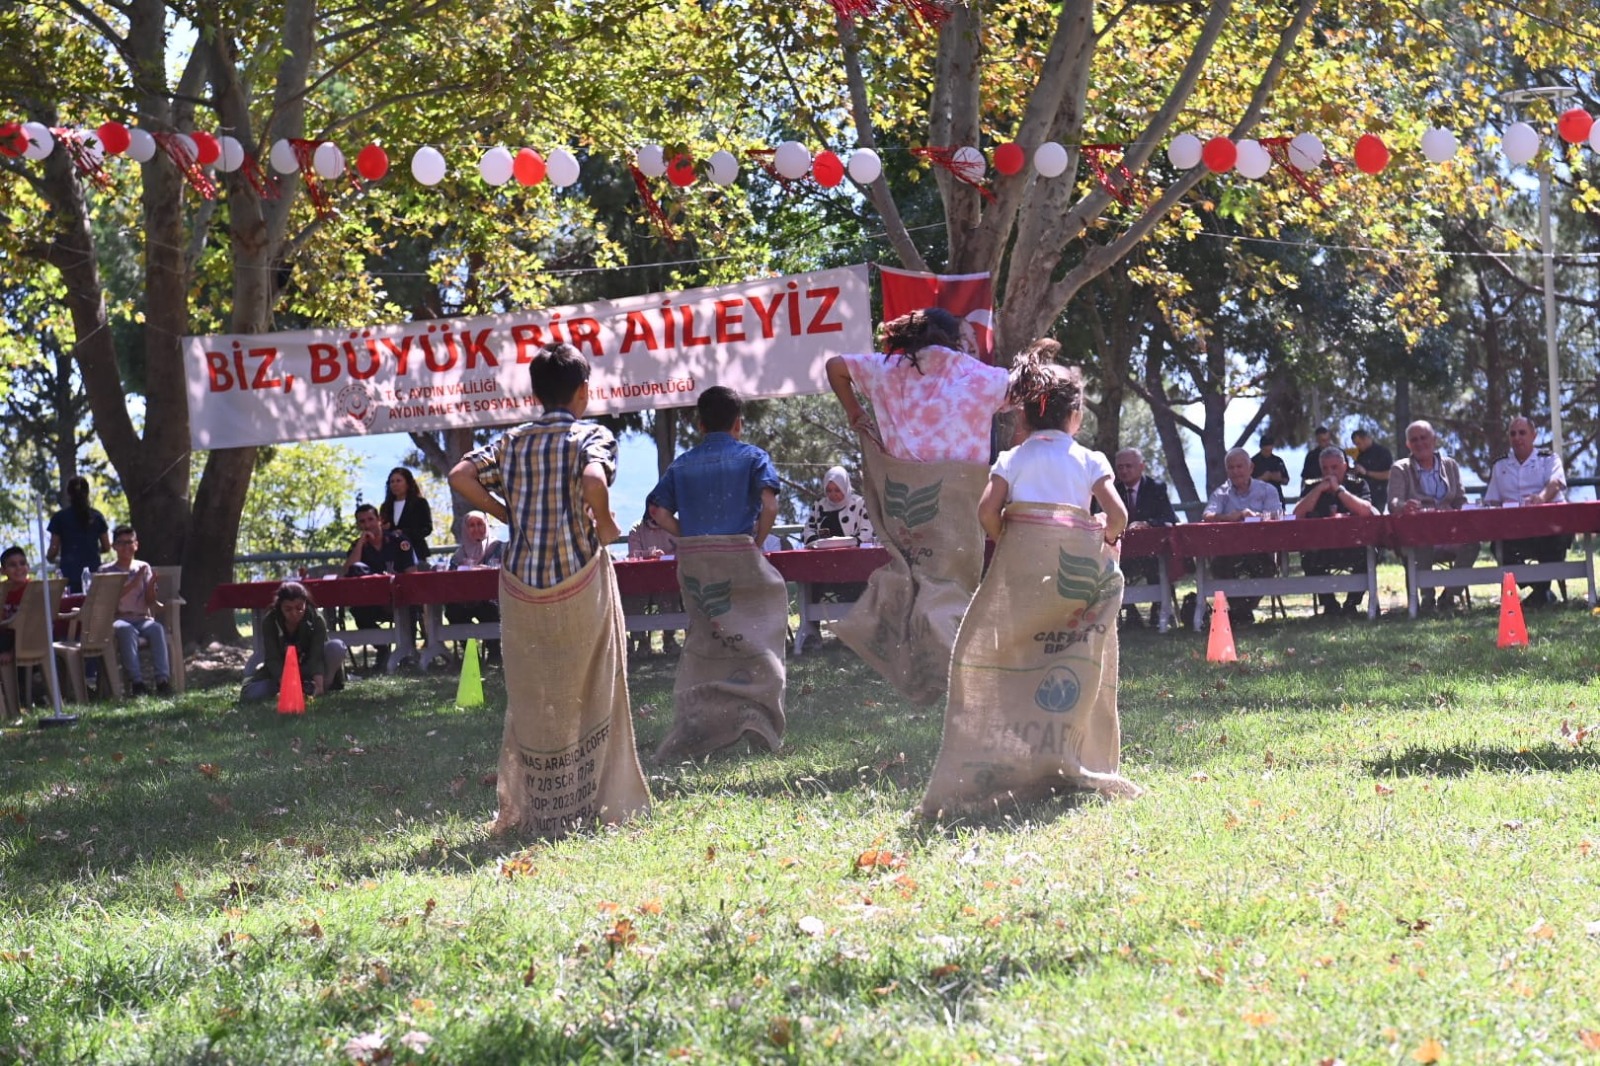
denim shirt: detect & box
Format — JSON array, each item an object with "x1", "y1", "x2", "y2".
[{"x1": 648, "y1": 432, "x2": 781, "y2": 537}]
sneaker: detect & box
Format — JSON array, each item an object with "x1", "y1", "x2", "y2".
[
  {"x1": 154, "y1": 680, "x2": 173, "y2": 697},
  {"x1": 130, "y1": 682, "x2": 149, "y2": 697}
]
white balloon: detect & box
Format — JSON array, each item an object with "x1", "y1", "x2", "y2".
[
  {"x1": 478, "y1": 146, "x2": 513, "y2": 186},
  {"x1": 1166, "y1": 133, "x2": 1202, "y2": 170},
  {"x1": 218, "y1": 135, "x2": 245, "y2": 172},
  {"x1": 846, "y1": 147, "x2": 881, "y2": 184},
  {"x1": 1033, "y1": 141, "x2": 1069, "y2": 178},
  {"x1": 950, "y1": 145, "x2": 986, "y2": 182},
  {"x1": 174, "y1": 133, "x2": 197, "y2": 163},
  {"x1": 126, "y1": 128, "x2": 156, "y2": 163},
  {"x1": 270, "y1": 138, "x2": 300, "y2": 174},
  {"x1": 708, "y1": 149, "x2": 739, "y2": 186},
  {"x1": 1236, "y1": 139, "x2": 1272, "y2": 179},
  {"x1": 1287, "y1": 132, "x2": 1325, "y2": 171},
  {"x1": 636, "y1": 144, "x2": 666, "y2": 178},
  {"x1": 21, "y1": 121, "x2": 53, "y2": 161},
  {"x1": 1420, "y1": 127, "x2": 1458, "y2": 164},
  {"x1": 1590, "y1": 124, "x2": 1600, "y2": 154},
  {"x1": 773, "y1": 140, "x2": 811, "y2": 180},
  {"x1": 410, "y1": 145, "x2": 447, "y2": 185},
  {"x1": 313, "y1": 141, "x2": 345, "y2": 179},
  {"x1": 546, "y1": 147, "x2": 579, "y2": 188},
  {"x1": 1502, "y1": 121, "x2": 1540, "y2": 166}
]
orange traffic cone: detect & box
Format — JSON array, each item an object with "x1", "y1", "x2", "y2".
[
  {"x1": 1497, "y1": 572, "x2": 1529, "y2": 648},
  {"x1": 1206, "y1": 590, "x2": 1237, "y2": 662},
  {"x1": 278, "y1": 646, "x2": 307, "y2": 715}
]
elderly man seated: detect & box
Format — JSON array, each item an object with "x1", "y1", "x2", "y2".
[
  {"x1": 1484, "y1": 416, "x2": 1570, "y2": 609},
  {"x1": 1200, "y1": 447, "x2": 1283, "y2": 626},
  {"x1": 1388, "y1": 420, "x2": 1479, "y2": 613},
  {"x1": 1293, "y1": 446, "x2": 1377, "y2": 617},
  {"x1": 1097, "y1": 448, "x2": 1179, "y2": 627}
]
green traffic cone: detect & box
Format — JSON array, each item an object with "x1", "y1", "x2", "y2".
[{"x1": 456, "y1": 638, "x2": 485, "y2": 708}]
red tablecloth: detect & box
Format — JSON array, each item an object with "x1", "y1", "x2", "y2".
[
  {"x1": 1171, "y1": 514, "x2": 1387, "y2": 559},
  {"x1": 1388, "y1": 501, "x2": 1600, "y2": 547},
  {"x1": 206, "y1": 574, "x2": 395, "y2": 612}
]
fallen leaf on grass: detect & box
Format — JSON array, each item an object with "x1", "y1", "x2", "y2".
[
  {"x1": 522, "y1": 963, "x2": 539, "y2": 987},
  {"x1": 448, "y1": 776, "x2": 466, "y2": 796},
  {"x1": 1578, "y1": 1030, "x2": 1600, "y2": 1050},
  {"x1": 637, "y1": 899, "x2": 664, "y2": 915},
  {"x1": 767, "y1": 1017, "x2": 793, "y2": 1047},
  {"x1": 1528, "y1": 920, "x2": 1556, "y2": 940},
  {"x1": 111, "y1": 752, "x2": 124, "y2": 763},
  {"x1": 197, "y1": 763, "x2": 220, "y2": 779},
  {"x1": 1396, "y1": 917, "x2": 1432, "y2": 933},
  {"x1": 1189, "y1": 772, "x2": 1210, "y2": 783},
  {"x1": 1242, "y1": 1010, "x2": 1277, "y2": 1027},
  {"x1": 301, "y1": 919, "x2": 324, "y2": 939},
  {"x1": 929, "y1": 963, "x2": 960, "y2": 979},
  {"x1": 873, "y1": 980, "x2": 899, "y2": 996},
  {"x1": 342, "y1": 1031, "x2": 388, "y2": 1063},
  {"x1": 479, "y1": 772, "x2": 497, "y2": 788},
  {"x1": 0, "y1": 948, "x2": 36, "y2": 964},
  {"x1": 1375, "y1": 782, "x2": 1395, "y2": 795},
  {"x1": 1195, "y1": 965, "x2": 1224, "y2": 986},
  {"x1": 500, "y1": 857, "x2": 536, "y2": 879},
  {"x1": 1410, "y1": 1038, "x2": 1444, "y2": 1063},
  {"x1": 208, "y1": 793, "x2": 233, "y2": 813},
  {"x1": 855, "y1": 848, "x2": 906, "y2": 870},
  {"x1": 174, "y1": 882, "x2": 187, "y2": 901},
  {"x1": 797, "y1": 916, "x2": 826, "y2": 938},
  {"x1": 604, "y1": 918, "x2": 638, "y2": 947},
  {"x1": 596, "y1": 900, "x2": 621, "y2": 913},
  {"x1": 398, "y1": 1031, "x2": 433, "y2": 1054}
]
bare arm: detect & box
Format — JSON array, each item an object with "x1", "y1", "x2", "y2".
[
  {"x1": 977, "y1": 475, "x2": 1008, "y2": 542},
  {"x1": 649, "y1": 504, "x2": 681, "y2": 538},
  {"x1": 46, "y1": 534, "x2": 60, "y2": 563},
  {"x1": 581, "y1": 463, "x2": 621, "y2": 546},
  {"x1": 754, "y1": 488, "x2": 780, "y2": 547},
  {"x1": 448, "y1": 460, "x2": 509, "y2": 524},
  {"x1": 1090, "y1": 476, "x2": 1128, "y2": 544},
  {"x1": 1341, "y1": 489, "x2": 1377, "y2": 517},
  {"x1": 1292, "y1": 481, "x2": 1327, "y2": 518},
  {"x1": 825, "y1": 356, "x2": 866, "y2": 424}
]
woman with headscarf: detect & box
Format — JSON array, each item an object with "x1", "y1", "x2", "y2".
[
  {"x1": 801, "y1": 466, "x2": 875, "y2": 546},
  {"x1": 447, "y1": 511, "x2": 504, "y2": 663}
]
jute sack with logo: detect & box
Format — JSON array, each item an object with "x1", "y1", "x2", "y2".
[
  {"x1": 833, "y1": 436, "x2": 988, "y2": 705},
  {"x1": 493, "y1": 553, "x2": 651, "y2": 838},
  {"x1": 920, "y1": 502, "x2": 1139, "y2": 816},
  {"x1": 655, "y1": 535, "x2": 788, "y2": 760}
]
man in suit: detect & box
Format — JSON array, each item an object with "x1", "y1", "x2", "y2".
[{"x1": 1110, "y1": 448, "x2": 1179, "y2": 627}]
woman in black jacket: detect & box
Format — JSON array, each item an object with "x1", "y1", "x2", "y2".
[{"x1": 380, "y1": 466, "x2": 433, "y2": 562}]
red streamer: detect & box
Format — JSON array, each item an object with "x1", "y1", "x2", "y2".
[
  {"x1": 826, "y1": 0, "x2": 878, "y2": 18},
  {"x1": 910, "y1": 145, "x2": 996, "y2": 202},
  {"x1": 239, "y1": 153, "x2": 281, "y2": 200},
  {"x1": 289, "y1": 138, "x2": 337, "y2": 219},
  {"x1": 628, "y1": 164, "x2": 676, "y2": 242},
  {"x1": 53, "y1": 127, "x2": 113, "y2": 190},
  {"x1": 1259, "y1": 136, "x2": 1326, "y2": 206},
  {"x1": 152, "y1": 131, "x2": 216, "y2": 200},
  {"x1": 900, "y1": 0, "x2": 952, "y2": 26},
  {"x1": 744, "y1": 147, "x2": 798, "y2": 191},
  {"x1": 1080, "y1": 143, "x2": 1139, "y2": 206}
]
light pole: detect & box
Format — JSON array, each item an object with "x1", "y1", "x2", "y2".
[{"x1": 1499, "y1": 85, "x2": 1575, "y2": 460}]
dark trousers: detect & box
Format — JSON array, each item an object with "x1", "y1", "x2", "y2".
[
  {"x1": 1301, "y1": 548, "x2": 1368, "y2": 613},
  {"x1": 1496, "y1": 535, "x2": 1575, "y2": 598}
]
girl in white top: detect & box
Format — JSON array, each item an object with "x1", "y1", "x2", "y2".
[{"x1": 978, "y1": 362, "x2": 1126, "y2": 546}]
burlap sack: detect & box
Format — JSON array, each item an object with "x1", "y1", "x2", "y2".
[
  {"x1": 493, "y1": 553, "x2": 651, "y2": 838},
  {"x1": 833, "y1": 436, "x2": 988, "y2": 705},
  {"x1": 920, "y1": 502, "x2": 1139, "y2": 817},
  {"x1": 655, "y1": 535, "x2": 788, "y2": 760}
]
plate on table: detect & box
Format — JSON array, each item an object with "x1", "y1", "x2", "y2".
[{"x1": 808, "y1": 537, "x2": 857, "y2": 550}]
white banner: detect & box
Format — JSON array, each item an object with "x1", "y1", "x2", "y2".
[{"x1": 184, "y1": 264, "x2": 872, "y2": 450}]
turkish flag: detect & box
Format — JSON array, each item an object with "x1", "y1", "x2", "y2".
[{"x1": 879, "y1": 266, "x2": 996, "y2": 363}]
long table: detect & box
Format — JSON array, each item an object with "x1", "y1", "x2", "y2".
[
  {"x1": 208, "y1": 547, "x2": 893, "y2": 671},
  {"x1": 1172, "y1": 514, "x2": 1387, "y2": 627}
]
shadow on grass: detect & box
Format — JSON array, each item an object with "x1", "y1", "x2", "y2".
[{"x1": 1365, "y1": 744, "x2": 1600, "y2": 778}]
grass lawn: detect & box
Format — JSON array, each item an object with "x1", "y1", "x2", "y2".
[{"x1": 4, "y1": 595, "x2": 1600, "y2": 1064}]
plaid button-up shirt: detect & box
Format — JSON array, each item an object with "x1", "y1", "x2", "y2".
[{"x1": 463, "y1": 411, "x2": 617, "y2": 589}]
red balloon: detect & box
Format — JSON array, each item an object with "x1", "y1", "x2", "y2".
[
  {"x1": 993, "y1": 142, "x2": 1025, "y2": 176},
  {"x1": 513, "y1": 148, "x2": 545, "y2": 186},
  {"x1": 96, "y1": 120, "x2": 131, "y2": 155},
  {"x1": 812, "y1": 149, "x2": 844, "y2": 188},
  {"x1": 1352, "y1": 133, "x2": 1389, "y2": 174},
  {"x1": 1558, "y1": 107, "x2": 1594, "y2": 144},
  {"x1": 1201, "y1": 136, "x2": 1237, "y2": 173},
  {"x1": 355, "y1": 143, "x2": 389, "y2": 182},
  {"x1": 666, "y1": 153, "x2": 696, "y2": 187},
  {"x1": 190, "y1": 131, "x2": 220, "y2": 166}
]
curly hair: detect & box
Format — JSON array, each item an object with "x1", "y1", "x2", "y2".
[
  {"x1": 1008, "y1": 360, "x2": 1084, "y2": 432},
  {"x1": 877, "y1": 308, "x2": 964, "y2": 373}
]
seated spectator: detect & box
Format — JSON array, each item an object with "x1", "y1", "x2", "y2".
[
  {"x1": 1, "y1": 545, "x2": 28, "y2": 656},
  {"x1": 241, "y1": 581, "x2": 347, "y2": 701},
  {"x1": 1251, "y1": 434, "x2": 1291, "y2": 503},
  {"x1": 446, "y1": 510, "x2": 503, "y2": 664},
  {"x1": 1097, "y1": 448, "x2": 1178, "y2": 627},
  {"x1": 1351, "y1": 428, "x2": 1393, "y2": 513},
  {"x1": 1388, "y1": 420, "x2": 1479, "y2": 613},
  {"x1": 801, "y1": 466, "x2": 875, "y2": 545},
  {"x1": 1201, "y1": 448, "x2": 1283, "y2": 626},
  {"x1": 46, "y1": 476, "x2": 111, "y2": 593},
  {"x1": 1299, "y1": 426, "x2": 1337, "y2": 490},
  {"x1": 98, "y1": 526, "x2": 173, "y2": 697},
  {"x1": 343, "y1": 503, "x2": 419, "y2": 670},
  {"x1": 1484, "y1": 416, "x2": 1569, "y2": 609},
  {"x1": 624, "y1": 509, "x2": 681, "y2": 656},
  {"x1": 1293, "y1": 446, "x2": 1376, "y2": 616}
]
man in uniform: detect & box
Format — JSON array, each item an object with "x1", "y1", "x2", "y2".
[{"x1": 1484, "y1": 416, "x2": 1569, "y2": 609}]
